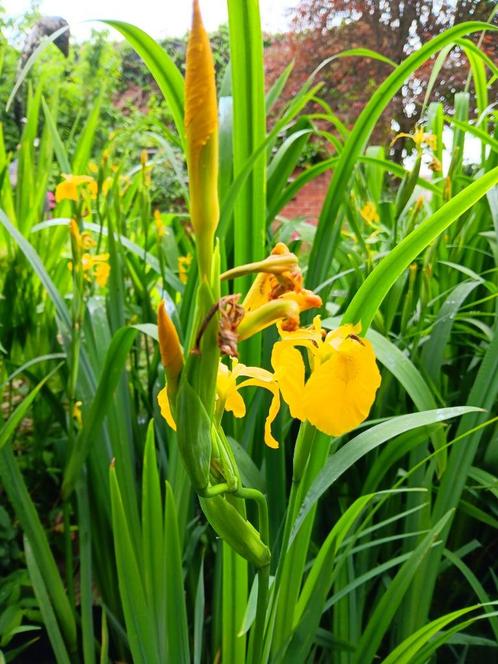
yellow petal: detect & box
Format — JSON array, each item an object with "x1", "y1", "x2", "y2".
[
  {"x1": 94, "y1": 262, "x2": 110, "y2": 287},
  {"x1": 238, "y1": 378, "x2": 281, "y2": 449},
  {"x1": 88, "y1": 180, "x2": 98, "y2": 199},
  {"x1": 303, "y1": 336, "x2": 381, "y2": 436},
  {"x1": 157, "y1": 386, "x2": 177, "y2": 431},
  {"x1": 233, "y1": 362, "x2": 274, "y2": 383},
  {"x1": 242, "y1": 272, "x2": 274, "y2": 312},
  {"x1": 71, "y1": 175, "x2": 94, "y2": 186},
  {"x1": 238, "y1": 299, "x2": 301, "y2": 340},
  {"x1": 56, "y1": 180, "x2": 78, "y2": 202},
  {"x1": 225, "y1": 388, "x2": 246, "y2": 418},
  {"x1": 271, "y1": 341, "x2": 307, "y2": 421},
  {"x1": 217, "y1": 362, "x2": 236, "y2": 401}
]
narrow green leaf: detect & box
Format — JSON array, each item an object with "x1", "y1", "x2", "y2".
[
  {"x1": 0, "y1": 448, "x2": 77, "y2": 651},
  {"x1": 289, "y1": 407, "x2": 481, "y2": 546},
  {"x1": 24, "y1": 538, "x2": 72, "y2": 664},
  {"x1": 342, "y1": 167, "x2": 498, "y2": 330},
  {"x1": 307, "y1": 21, "x2": 497, "y2": 291},
  {"x1": 142, "y1": 422, "x2": 166, "y2": 660},
  {"x1": 380, "y1": 604, "x2": 480, "y2": 664},
  {"x1": 164, "y1": 482, "x2": 190, "y2": 664},
  {"x1": 109, "y1": 463, "x2": 159, "y2": 664},
  {"x1": 352, "y1": 511, "x2": 454, "y2": 664},
  {"x1": 102, "y1": 21, "x2": 184, "y2": 145},
  {"x1": 0, "y1": 364, "x2": 62, "y2": 450},
  {"x1": 63, "y1": 327, "x2": 138, "y2": 497},
  {"x1": 41, "y1": 97, "x2": 71, "y2": 173}
]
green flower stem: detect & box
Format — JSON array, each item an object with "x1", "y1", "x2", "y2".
[
  {"x1": 272, "y1": 424, "x2": 333, "y2": 659},
  {"x1": 201, "y1": 482, "x2": 232, "y2": 498},
  {"x1": 292, "y1": 421, "x2": 316, "y2": 485},
  {"x1": 236, "y1": 487, "x2": 270, "y2": 664}
]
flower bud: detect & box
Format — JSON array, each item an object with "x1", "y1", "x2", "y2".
[
  {"x1": 157, "y1": 302, "x2": 183, "y2": 396},
  {"x1": 176, "y1": 380, "x2": 211, "y2": 492},
  {"x1": 199, "y1": 494, "x2": 271, "y2": 568},
  {"x1": 185, "y1": 0, "x2": 219, "y2": 280},
  {"x1": 238, "y1": 299, "x2": 301, "y2": 340}
]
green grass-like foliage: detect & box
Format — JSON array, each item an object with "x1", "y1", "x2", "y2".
[{"x1": 0, "y1": 4, "x2": 497, "y2": 663}]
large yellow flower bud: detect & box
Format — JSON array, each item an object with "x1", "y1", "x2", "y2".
[{"x1": 185, "y1": 0, "x2": 219, "y2": 281}]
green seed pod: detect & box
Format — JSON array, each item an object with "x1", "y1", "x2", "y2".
[
  {"x1": 176, "y1": 380, "x2": 211, "y2": 492},
  {"x1": 199, "y1": 494, "x2": 271, "y2": 568}
]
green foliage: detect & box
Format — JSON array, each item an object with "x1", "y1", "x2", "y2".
[{"x1": 0, "y1": 3, "x2": 497, "y2": 663}]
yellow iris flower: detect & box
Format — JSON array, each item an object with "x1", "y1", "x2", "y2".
[
  {"x1": 68, "y1": 221, "x2": 111, "y2": 287},
  {"x1": 158, "y1": 319, "x2": 380, "y2": 444},
  {"x1": 178, "y1": 254, "x2": 193, "y2": 284},
  {"x1": 271, "y1": 318, "x2": 381, "y2": 437},
  {"x1": 56, "y1": 174, "x2": 96, "y2": 203},
  {"x1": 360, "y1": 202, "x2": 380, "y2": 226},
  {"x1": 392, "y1": 126, "x2": 437, "y2": 152}
]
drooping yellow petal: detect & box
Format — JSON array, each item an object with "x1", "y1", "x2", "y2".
[
  {"x1": 88, "y1": 180, "x2": 98, "y2": 199},
  {"x1": 225, "y1": 388, "x2": 246, "y2": 418},
  {"x1": 238, "y1": 377, "x2": 281, "y2": 449},
  {"x1": 158, "y1": 386, "x2": 177, "y2": 431},
  {"x1": 302, "y1": 335, "x2": 381, "y2": 436},
  {"x1": 271, "y1": 341, "x2": 307, "y2": 421}
]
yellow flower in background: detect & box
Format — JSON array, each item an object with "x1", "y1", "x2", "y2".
[
  {"x1": 217, "y1": 360, "x2": 281, "y2": 448},
  {"x1": 178, "y1": 254, "x2": 192, "y2": 284},
  {"x1": 392, "y1": 126, "x2": 437, "y2": 152},
  {"x1": 360, "y1": 202, "x2": 380, "y2": 226},
  {"x1": 94, "y1": 261, "x2": 110, "y2": 287},
  {"x1": 56, "y1": 174, "x2": 96, "y2": 203},
  {"x1": 154, "y1": 209, "x2": 165, "y2": 238},
  {"x1": 72, "y1": 401, "x2": 83, "y2": 427},
  {"x1": 272, "y1": 319, "x2": 381, "y2": 437},
  {"x1": 71, "y1": 252, "x2": 110, "y2": 287},
  {"x1": 88, "y1": 180, "x2": 98, "y2": 199}
]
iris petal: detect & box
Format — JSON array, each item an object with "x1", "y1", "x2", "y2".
[
  {"x1": 271, "y1": 341, "x2": 307, "y2": 421},
  {"x1": 303, "y1": 336, "x2": 381, "y2": 436},
  {"x1": 225, "y1": 389, "x2": 246, "y2": 418},
  {"x1": 238, "y1": 378, "x2": 281, "y2": 448}
]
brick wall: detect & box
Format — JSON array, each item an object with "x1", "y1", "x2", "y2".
[{"x1": 279, "y1": 170, "x2": 331, "y2": 224}]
